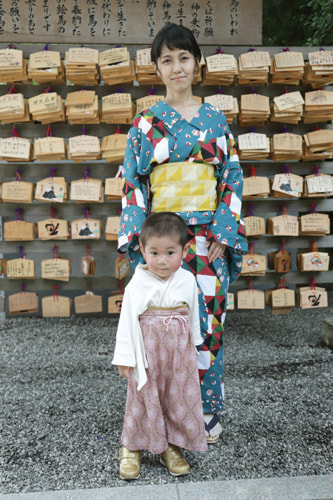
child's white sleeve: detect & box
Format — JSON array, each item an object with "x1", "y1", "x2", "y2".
[
  {"x1": 112, "y1": 284, "x2": 137, "y2": 367},
  {"x1": 189, "y1": 275, "x2": 203, "y2": 346}
]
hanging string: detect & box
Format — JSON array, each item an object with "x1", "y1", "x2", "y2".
[
  {"x1": 280, "y1": 239, "x2": 286, "y2": 254},
  {"x1": 17, "y1": 246, "x2": 23, "y2": 259},
  {"x1": 118, "y1": 280, "x2": 124, "y2": 294},
  {"x1": 311, "y1": 241, "x2": 318, "y2": 254},
  {"x1": 247, "y1": 277, "x2": 254, "y2": 291},
  {"x1": 147, "y1": 87, "x2": 157, "y2": 96},
  {"x1": 43, "y1": 86, "x2": 52, "y2": 93},
  {"x1": 282, "y1": 163, "x2": 290, "y2": 174},
  {"x1": 12, "y1": 126, "x2": 18, "y2": 137},
  {"x1": 310, "y1": 203, "x2": 317, "y2": 214},
  {"x1": 46, "y1": 125, "x2": 53, "y2": 137},
  {"x1": 310, "y1": 275, "x2": 316, "y2": 290},
  {"x1": 49, "y1": 167, "x2": 56, "y2": 180},
  {"x1": 278, "y1": 277, "x2": 287, "y2": 288},
  {"x1": 84, "y1": 207, "x2": 89, "y2": 219},
  {"x1": 15, "y1": 168, "x2": 21, "y2": 181},
  {"x1": 51, "y1": 245, "x2": 58, "y2": 259},
  {"x1": 114, "y1": 126, "x2": 123, "y2": 134},
  {"x1": 7, "y1": 85, "x2": 17, "y2": 94},
  {"x1": 43, "y1": 43, "x2": 50, "y2": 51},
  {"x1": 86, "y1": 245, "x2": 91, "y2": 257},
  {"x1": 247, "y1": 205, "x2": 254, "y2": 217},
  {"x1": 248, "y1": 164, "x2": 257, "y2": 177},
  {"x1": 216, "y1": 46, "x2": 224, "y2": 54},
  {"x1": 50, "y1": 206, "x2": 56, "y2": 219},
  {"x1": 84, "y1": 167, "x2": 90, "y2": 182},
  {"x1": 20, "y1": 282, "x2": 26, "y2": 293},
  {"x1": 16, "y1": 208, "x2": 22, "y2": 221},
  {"x1": 312, "y1": 165, "x2": 321, "y2": 176},
  {"x1": 81, "y1": 126, "x2": 87, "y2": 135},
  {"x1": 53, "y1": 284, "x2": 59, "y2": 300},
  {"x1": 248, "y1": 242, "x2": 255, "y2": 254}
]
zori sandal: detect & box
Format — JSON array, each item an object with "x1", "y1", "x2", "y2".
[{"x1": 204, "y1": 413, "x2": 222, "y2": 443}]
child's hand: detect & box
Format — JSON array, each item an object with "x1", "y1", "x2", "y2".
[{"x1": 118, "y1": 365, "x2": 132, "y2": 378}]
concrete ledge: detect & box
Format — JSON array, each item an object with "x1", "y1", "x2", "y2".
[{"x1": 1, "y1": 474, "x2": 333, "y2": 500}]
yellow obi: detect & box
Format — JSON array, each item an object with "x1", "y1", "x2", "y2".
[{"x1": 150, "y1": 162, "x2": 217, "y2": 213}]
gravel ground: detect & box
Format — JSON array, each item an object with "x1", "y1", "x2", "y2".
[{"x1": 0, "y1": 306, "x2": 332, "y2": 494}]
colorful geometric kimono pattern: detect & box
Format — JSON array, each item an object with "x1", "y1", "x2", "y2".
[{"x1": 118, "y1": 102, "x2": 248, "y2": 412}]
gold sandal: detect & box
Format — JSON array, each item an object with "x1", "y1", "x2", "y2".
[{"x1": 119, "y1": 446, "x2": 140, "y2": 480}]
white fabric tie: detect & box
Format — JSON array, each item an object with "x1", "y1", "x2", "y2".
[{"x1": 162, "y1": 314, "x2": 188, "y2": 334}]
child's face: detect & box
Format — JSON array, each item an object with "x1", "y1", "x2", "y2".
[{"x1": 140, "y1": 234, "x2": 189, "y2": 281}]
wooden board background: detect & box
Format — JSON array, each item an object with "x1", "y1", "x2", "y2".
[{"x1": 0, "y1": 0, "x2": 262, "y2": 45}]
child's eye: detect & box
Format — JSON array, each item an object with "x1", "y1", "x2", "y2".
[
  {"x1": 168, "y1": 251, "x2": 175, "y2": 255},
  {"x1": 151, "y1": 251, "x2": 158, "y2": 255}
]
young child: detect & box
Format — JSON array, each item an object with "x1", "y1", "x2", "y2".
[{"x1": 112, "y1": 212, "x2": 208, "y2": 480}]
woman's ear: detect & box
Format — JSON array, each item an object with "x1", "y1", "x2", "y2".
[{"x1": 153, "y1": 62, "x2": 160, "y2": 76}]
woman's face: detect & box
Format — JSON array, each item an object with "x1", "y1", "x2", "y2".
[{"x1": 154, "y1": 44, "x2": 196, "y2": 92}]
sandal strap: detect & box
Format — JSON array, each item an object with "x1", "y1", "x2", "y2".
[{"x1": 204, "y1": 413, "x2": 220, "y2": 434}]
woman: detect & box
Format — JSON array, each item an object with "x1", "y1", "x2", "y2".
[{"x1": 118, "y1": 23, "x2": 247, "y2": 442}]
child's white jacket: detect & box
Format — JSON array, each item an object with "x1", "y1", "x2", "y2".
[{"x1": 112, "y1": 264, "x2": 202, "y2": 390}]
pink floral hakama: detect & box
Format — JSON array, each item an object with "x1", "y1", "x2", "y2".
[{"x1": 121, "y1": 307, "x2": 208, "y2": 454}]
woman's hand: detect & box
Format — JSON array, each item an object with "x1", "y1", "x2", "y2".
[
  {"x1": 118, "y1": 365, "x2": 133, "y2": 379},
  {"x1": 205, "y1": 240, "x2": 226, "y2": 263}
]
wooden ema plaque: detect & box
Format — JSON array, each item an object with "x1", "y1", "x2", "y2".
[
  {"x1": 271, "y1": 173, "x2": 303, "y2": 198},
  {"x1": 240, "y1": 253, "x2": 266, "y2": 276},
  {"x1": 38, "y1": 218, "x2": 70, "y2": 240},
  {"x1": 226, "y1": 292, "x2": 235, "y2": 311},
  {"x1": 267, "y1": 250, "x2": 291, "y2": 273},
  {"x1": 105, "y1": 217, "x2": 121, "y2": 241},
  {"x1": 42, "y1": 295, "x2": 71, "y2": 317},
  {"x1": 298, "y1": 286, "x2": 328, "y2": 309},
  {"x1": 35, "y1": 177, "x2": 67, "y2": 203},
  {"x1": 9, "y1": 291, "x2": 38, "y2": 314},
  {"x1": 4, "y1": 220, "x2": 37, "y2": 241},
  {"x1": 115, "y1": 255, "x2": 130, "y2": 280},
  {"x1": 101, "y1": 134, "x2": 127, "y2": 163},
  {"x1": 304, "y1": 174, "x2": 333, "y2": 198},
  {"x1": 70, "y1": 178, "x2": 103, "y2": 203},
  {"x1": 108, "y1": 292, "x2": 123, "y2": 314},
  {"x1": 237, "y1": 289, "x2": 265, "y2": 309},
  {"x1": 267, "y1": 215, "x2": 299, "y2": 236},
  {"x1": 243, "y1": 176, "x2": 270, "y2": 198},
  {"x1": 299, "y1": 213, "x2": 330, "y2": 236},
  {"x1": 41, "y1": 258, "x2": 71, "y2": 281},
  {"x1": 7, "y1": 258, "x2": 35, "y2": 279},
  {"x1": 71, "y1": 218, "x2": 102, "y2": 240},
  {"x1": 81, "y1": 255, "x2": 96, "y2": 276},
  {"x1": 74, "y1": 292, "x2": 103, "y2": 314},
  {"x1": 244, "y1": 216, "x2": 266, "y2": 238},
  {"x1": 265, "y1": 287, "x2": 295, "y2": 315},
  {"x1": 2, "y1": 181, "x2": 34, "y2": 203},
  {"x1": 297, "y1": 250, "x2": 329, "y2": 272},
  {"x1": 105, "y1": 177, "x2": 123, "y2": 200},
  {"x1": 0, "y1": 258, "x2": 7, "y2": 276}
]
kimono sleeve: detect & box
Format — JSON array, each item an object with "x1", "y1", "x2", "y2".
[
  {"x1": 187, "y1": 273, "x2": 203, "y2": 346},
  {"x1": 118, "y1": 121, "x2": 149, "y2": 254},
  {"x1": 206, "y1": 124, "x2": 248, "y2": 283}
]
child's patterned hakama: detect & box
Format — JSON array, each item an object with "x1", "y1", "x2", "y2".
[
  {"x1": 122, "y1": 307, "x2": 208, "y2": 454},
  {"x1": 118, "y1": 102, "x2": 248, "y2": 413}
]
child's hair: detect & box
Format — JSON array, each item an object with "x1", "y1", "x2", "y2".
[
  {"x1": 140, "y1": 212, "x2": 188, "y2": 249},
  {"x1": 151, "y1": 23, "x2": 201, "y2": 67}
]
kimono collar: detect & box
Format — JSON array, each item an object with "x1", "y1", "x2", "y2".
[{"x1": 152, "y1": 101, "x2": 220, "y2": 132}]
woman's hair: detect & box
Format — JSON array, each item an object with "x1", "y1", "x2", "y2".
[
  {"x1": 151, "y1": 23, "x2": 201, "y2": 66},
  {"x1": 140, "y1": 212, "x2": 188, "y2": 249}
]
